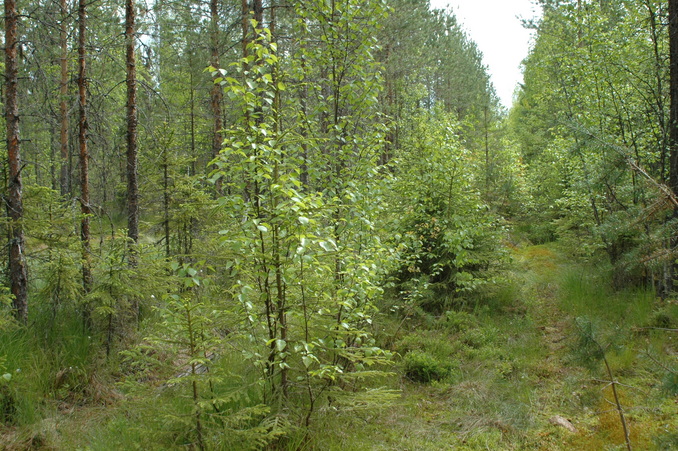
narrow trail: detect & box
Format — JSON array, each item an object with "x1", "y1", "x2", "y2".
[
  {"x1": 323, "y1": 243, "x2": 590, "y2": 450},
  {"x1": 514, "y1": 244, "x2": 572, "y2": 369},
  {"x1": 511, "y1": 243, "x2": 678, "y2": 450},
  {"x1": 510, "y1": 244, "x2": 583, "y2": 440}
]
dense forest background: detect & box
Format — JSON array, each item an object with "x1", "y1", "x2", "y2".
[{"x1": 0, "y1": 0, "x2": 676, "y2": 449}]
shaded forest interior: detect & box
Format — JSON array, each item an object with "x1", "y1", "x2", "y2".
[{"x1": 0, "y1": 0, "x2": 677, "y2": 449}]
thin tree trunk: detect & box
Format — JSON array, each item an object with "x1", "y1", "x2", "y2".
[
  {"x1": 242, "y1": 0, "x2": 249, "y2": 57},
  {"x1": 126, "y1": 0, "x2": 139, "y2": 248},
  {"x1": 271, "y1": 11, "x2": 287, "y2": 396},
  {"x1": 4, "y1": 0, "x2": 28, "y2": 324},
  {"x1": 126, "y1": 0, "x2": 140, "y2": 321},
  {"x1": 645, "y1": 0, "x2": 668, "y2": 184},
  {"x1": 78, "y1": 0, "x2": 93, "y2": 307},
  {"x1": 189, "y1": 57, "x2": 197, "y2": 177},
  {"x1": 269, "y1": 0, "x2": 276, "y2": 36},
  {"x1": 163, "y1": 156, "x2": 170, "y2": 258},
  {"x1": 210, "y1": 0, "x2": 223, "y2": 164},
  {"x1": 668, "y1": 0, "x2": 678, "y2": 293},
  {"x1": 484, "y1": 106, "x2": 490, "y2": 192},
  {"x1": 241, "y1": 0, "x2": 252, "y2": 202},
  {"x1": 59, "y1": 0, "x2": 70, "y2": 196}
]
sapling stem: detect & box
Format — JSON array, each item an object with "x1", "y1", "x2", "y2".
[{"x1": 601, "y1": 349, "x2": 631, "y2": 451}]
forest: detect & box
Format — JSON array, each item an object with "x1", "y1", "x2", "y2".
[{"x1": 0, "y1": 0, "x2": 677, "y2": 449}]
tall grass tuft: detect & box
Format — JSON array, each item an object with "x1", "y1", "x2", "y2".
[
  {"x1": 0, "y1": 300, "x2": 103, "y2": 434},
  {"x1": 559, "y1": 264, "x2": 655, "y2": 327}
]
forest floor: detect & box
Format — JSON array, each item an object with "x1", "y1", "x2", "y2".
[
  {"x1": 1, "y1": 243, "x2": 676, "y2": 450},
  {"x1": 306, "y1": 243, "x2": 678, "y2": 450}
]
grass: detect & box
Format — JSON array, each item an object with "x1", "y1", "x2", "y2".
[{"x1": 559, "y1": 263, "x2": 656, "y2": 327}]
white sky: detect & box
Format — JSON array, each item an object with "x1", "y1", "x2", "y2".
[{"x1": 429, "y1": 0, "x2": 541, "y2": 108}]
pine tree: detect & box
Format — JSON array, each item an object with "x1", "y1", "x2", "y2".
[{"x1": 4, "y1": 0, "x2": 29, "y2": 323}]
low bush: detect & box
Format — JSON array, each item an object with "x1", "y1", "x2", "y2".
[{"x1": 402, "y1": 350, "x2": 451, "y2": 383}]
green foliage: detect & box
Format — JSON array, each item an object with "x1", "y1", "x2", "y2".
[
  {"x1": 0, "y1": 287, "x2": 18, "y2": 332},
  {"x1": 0, "y1": 355, "x2": 17, "y2": 424},
  {"x1": 395, "y1": 331, "x2": 461, "y2": 362},
  {"x1": 23, "y1": 186, "x2": 83, "y2": 322},
  {"x1": 6, "y1": 0, "x2": 678, "y2": 448},
  {"x1": 511, "y1": 0, "x2": 675, "y2": 291},
  {"x1": 378, "y1": 1, "x2": 498, "y2": 124},
  {"x1": 0, "y1": 307, "x2": 102, "y2": 432},
  {"x1": 126, "y1": 263, "x2": 284, "y2": 450},
  {"x1": 654, "y1": 430, "x2": 678, "y2": 450},
  {"x1": 572, "y1": 317, "x2": 610, "y2": 370},
  {"x1": 211, "y1": 25, "x2": 393, "y2": 429},
  {"x1": 386, "y1": 109, "x2": 507, "y2": 312},
  {"x1": 439, "y1": 310, "x2": 478, "y2": 333},
  {"x1": 140, "y1": 123, "x2": 218, "y2": 261},
  {"x1": 37, "y1": 249, "x2": 82, "y2": 317},
  {"x1": 87, "y1": 236, "x2": 140, "y2": 318},
  {"x1": 663, "y1": 371, "x2": 678, "y2": 396},
  {"x1": 153, "y1": 268, "x2": 213, "y2": 449}
]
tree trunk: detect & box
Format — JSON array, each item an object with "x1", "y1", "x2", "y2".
[
  {"x1": 210, "y1": 0, "x2": 223, "y2": 164},
  {"x1": 669, "y1": 0, "x2": 678, "y2": 293},
  {"x1": 163, "y1": 155, "x2": 170, "y2": 259},
  {"x1": 4, "y1": 0, "x2": 29, "y2": 324},
  {"x1": 645, "y1": 0, "x2": 668, "y2": 184},
  {"x1": 126, "y1": 0, "x2": 139, "y2": 248},
  {"x1": 253, "y1": 0, "x2": 263, "y2": 25},
  {"x1": 241, "y1": 0, "x2": 249, "y2": 57},
  {"x1": 78, "y1": 0, "x2": 93, "y2": 304},
  {"x1": 59, "y1": 0, "x2": 70, "y2": 196},
  {"x1": 242, "y1": 0, "x2": 264, "y2": 45}
]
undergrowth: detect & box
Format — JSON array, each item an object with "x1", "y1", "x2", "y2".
[{"x1": 1, "y1": 243, "x2": 676, "y2": 449}]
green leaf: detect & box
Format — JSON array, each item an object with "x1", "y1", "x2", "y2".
[
  {"x1": 275, "y1": 339, "x2": 287, "y2": 352},
  {"x1": 319, "y1": 240, "x2": 336, "y2": 252}
]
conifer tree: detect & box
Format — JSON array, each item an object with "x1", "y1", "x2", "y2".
[
  {"x1": 126, "y1": 0, "x2": 140, "y2": 249},
  {"x1": 4, "y1": 0, "x2": 28, "y2": 323},
  {"x1": 78, "y1": 0, "x2": 93, "y2": 307}
]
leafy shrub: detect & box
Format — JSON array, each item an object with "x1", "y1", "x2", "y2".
[{"x1": 402, "y1": 350, "x2": 451, "y2": 383}]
